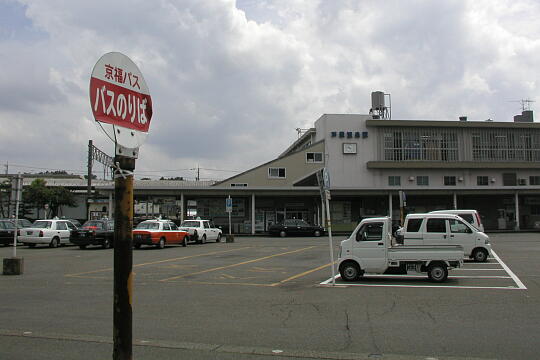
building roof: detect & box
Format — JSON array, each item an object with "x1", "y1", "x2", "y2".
[{"x1": 366, "y1": 119, "x2": 540, "y2": 128}]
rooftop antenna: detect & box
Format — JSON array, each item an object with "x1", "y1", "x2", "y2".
[
  {"x1": 295, "y1": 128, "x2": 310, "y2": 138},
  {"x1": 509, "y1": 99, "x2": 535, "y2": 111}
]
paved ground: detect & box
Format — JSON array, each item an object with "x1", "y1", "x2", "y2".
[{"x1": 0, "y1": 233, "x2": 539, "y2": 360}]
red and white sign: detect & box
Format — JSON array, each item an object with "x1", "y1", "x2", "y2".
[{"x1": 90, "y1": 52, "x2": 152, "y2": 133}]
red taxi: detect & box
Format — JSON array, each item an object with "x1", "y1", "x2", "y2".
[{"x1": 133, "y1": 219, "x2": 188, "y2": 249}]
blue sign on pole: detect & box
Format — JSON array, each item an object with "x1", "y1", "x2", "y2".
[
  {"x1": 323, "y1": 168, "x2": 330, "y2": 190},
  {"x1": 226, "y1": 197, "x2": 232, "y2": 213}
]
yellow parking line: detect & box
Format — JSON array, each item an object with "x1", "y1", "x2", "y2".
[
  {"x1": 65, "y1": 247, "x2": 252, "y2": 277},
  {"x1": 271, "y1": 262, "x2": 333, "y2": 286},
  {"x1": 160, "y1": 246, "x2": 318, "y2": 282},
  {"x1": 182, "y1": 280, "x2": 275, "y2": 287}
]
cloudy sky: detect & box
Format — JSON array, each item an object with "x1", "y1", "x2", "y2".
[{"x1": 1, "y1": 0, "x2": 539, "y2": 180}]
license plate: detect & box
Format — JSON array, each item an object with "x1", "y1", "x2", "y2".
[{"x1": 27, "y1": 231, "x2": 32, "y2": 235}]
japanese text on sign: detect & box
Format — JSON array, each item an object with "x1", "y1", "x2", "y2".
[{"x1": 104, "y1": 64, "x2": 140, "y2": 89}]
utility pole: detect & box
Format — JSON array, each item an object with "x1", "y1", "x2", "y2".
[
  {"x1": 191, "y1": 165, "x2": 200, "y2": 181},
  {"x1": 87, "y1": 140, "x2": 93, "y2": 219},
  {"x1": 113, "y1": 155, "x2": 135, "y2": 360}
]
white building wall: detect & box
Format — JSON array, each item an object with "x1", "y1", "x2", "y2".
[
  {"x1": 315, "y1": 114, "x2": 378, "y2": 189},
  {"x1": 315, "y1": 114, "x2": 540, "y2": 191}
]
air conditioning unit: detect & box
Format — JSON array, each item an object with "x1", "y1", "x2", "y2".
[
  {"x1": 491, "y1": 178, "x2": 496, "y2": 183},
  {"x1": 518, "y1": 178, "x2": 527, "y2": 186},
  {"x1": 408, "y1": 176, "x2": 415, "y2": 181},
  {"x1": 458, "y1": 176, "x2": 464, "y2": 182}
]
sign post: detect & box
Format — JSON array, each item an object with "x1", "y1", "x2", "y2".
[
  {"x1": 317, "y1": 168, "x2": 335, "y2": 285},
  {"x1": 2, "y1": 174, "x2": 23, "y2": 276},
  {"x1": 399, "y1": 190, "x2": 406, "y2": 226},
  {"x1": 90, "y1": 52, "x2": 152, "y2": 360},
  {"x1": 226, "y1": 196, "x2": 232, "y2": 235}
]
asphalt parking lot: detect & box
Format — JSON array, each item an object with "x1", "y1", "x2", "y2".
[{"x1": 1, "y1": 233, "x2": 539, "y2": 360}]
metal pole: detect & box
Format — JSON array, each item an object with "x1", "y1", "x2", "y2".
[
  {"x1": 251, "y1": 194, "x2": 255, "y2": 235},
  {"x1": 515, "y1": 191, "x2": 520, "y2": 231},
  {"x1": 88, "y1": 140, "x2": 93, "y2": 219},
  {"x1": 324, "y1": 193, "x2": 336, "y2": 285},
  {"x1": 12, "y1": 174, "x2": 21, "y2": 258},
  {"x1": 113, "y1": 155, "x2": 135, "y2": 360},
  {"x1": 228, "y1": 195, "x2": 232, "y2": 235}
]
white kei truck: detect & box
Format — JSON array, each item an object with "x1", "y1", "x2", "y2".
[{"x1": 337, "y1": 217, "x2": 464, "y2": 283}]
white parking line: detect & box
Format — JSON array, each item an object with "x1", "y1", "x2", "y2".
[
  {"x1": 454, "y1": 268, "x2": 505, "y2": 271},
  {"x1": 491, "y1": 250, "x2": 527, "y2": 289},
  {"x1": 320, "y1": 276, "x2": 520, "y2": 290}
]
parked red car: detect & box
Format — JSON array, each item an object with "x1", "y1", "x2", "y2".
[{"x1": 133, "y1": 219, "x2": 189, "y2": 249}]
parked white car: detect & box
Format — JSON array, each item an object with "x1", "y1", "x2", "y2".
[
  {"x1": 429, "y1": 209, "x2": 484, "y2": 232},
  {"x1": 19, "y1": 219, "x2": 77, "y2": 248},
  {"x1": 398, "y1": 213, "x2": 491, "y2": 262},
  {"x1": 178, "y1": 219, "x2": 222, "y2": 244}
]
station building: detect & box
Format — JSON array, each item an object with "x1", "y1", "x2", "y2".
[{"x1": 6, "y1": 96, "x2": 540, "y2": 233}]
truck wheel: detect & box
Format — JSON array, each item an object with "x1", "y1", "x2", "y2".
[
  {"x1": 339, "y1": 261, "x2": 361, "y2": 282},
  {"x1": 427, "y1": 263, "x2": 448, "y2": 283},
  {"x1": 314, "y1": 230, "x2": 321, "y2": 237},
  {"x1": 102, "y1": 239, "x2": 111, "y2": 249},
  {"x1": 182, "y1": 235, "x2": 188, "y2": 247},
  {"x1": 79, "y1": 245, "x2": 87, "y2": 250},
  {"x1": 279, "y1": 231, "x2": 287, "y2": 237},
  {"x1": 28, "y1": 243, "x2": 36, "y2": 248},
  {"x1": 201, "y1": 235, "x2": 207, "y2": 244},
  {"x1": 134, "y1": 244, "x2": 141, "y2": 249},
  {"x1": 193, "y1": 231, "x2": 200, "y2": 244},
  {"x1": 216, "y1": 233, "x2": 221, "y2": 243},
  {"x1": 472, "y1": 248, "x2": 488, "y2": 262},
  {"x1": 157, "y1": 238, "x2": 165, "y2": 249}
]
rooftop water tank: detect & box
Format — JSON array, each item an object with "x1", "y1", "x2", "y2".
[{"x1": 371, "y1": 91, "x2": 385, "y2": 111}]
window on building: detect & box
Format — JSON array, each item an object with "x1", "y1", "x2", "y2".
[
  {"x1": 268, "y1": 167, "x2": 286, "y2": 178},
  {"x1": 306, "y1": 152, "x2": 323, "y2": 163},
  {"x1": 444, "y1": 176, "x2": 456, "y2": 186},
  {"x1": 388, "y1": 176, "x2": 401, "y2": 186},
  {"x1": 530, "y1": 176, "x2": 540, "y2": 185},
  {"x1": 531, "y1": 205, "x2": 540, "y2": 215},
  {"x1": 417, "y1": 176, "x2": 429, "y2": 186},
  {"x1": 471, "y1": 129, "x2": 540, "y2": 162},
  {"x1": 382, "y1": 129, "x2": 459, "y2": 161},
  {"x1": 477, "y1": 176, "x2": 489, "y2": 186},
  {"x1": 502, "y1": 173, "x2": 517, "y2": 186}
]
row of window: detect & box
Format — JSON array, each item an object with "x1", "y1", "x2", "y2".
[
  {"x1": 388, "y1": 175, "x2": 540, "y2": 186},
  {"x1": 382, "y1": 128, "x2": 540, "y2": 162}
]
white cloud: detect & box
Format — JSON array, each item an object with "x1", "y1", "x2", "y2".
[{"x1": 0, "y1": 0, "x2": 539, "y2": 179}]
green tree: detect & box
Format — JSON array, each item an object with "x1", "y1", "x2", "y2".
[
  {"x1": 23, "y1": 179, "x2": 49, "y2": 218},
  {"x1": 0, "y1": 179, "x2": 11, "y2": 217},
  {"x1": 48, "y1": 187, "x2": 76, "y2": 217},
  {"x1": 23, "y1": 179, "x2": 76, "y2": 218}
]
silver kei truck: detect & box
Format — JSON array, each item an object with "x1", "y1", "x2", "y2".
[{"x1": 337, "y1": 217, "x2": 464, "y2": 283}]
